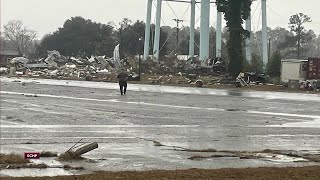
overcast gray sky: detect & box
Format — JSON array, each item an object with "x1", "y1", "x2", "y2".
[{"x1": 1, "y1": 0, "x2": 320, "y2": 39}]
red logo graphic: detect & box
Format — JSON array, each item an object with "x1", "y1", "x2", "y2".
[{"x1": 24, "y1": 152, "x2": 40, "y2": 159}]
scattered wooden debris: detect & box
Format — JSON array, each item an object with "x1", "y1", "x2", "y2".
[
  {"x1": 152, "y1": 140, "x2": 164, "y2": 147},
  {"x1": 63, "y1": 164, "x2": 85, "y2": 170},
  {"x1": 58, "y1": 151, "x2": 84, "y2": 161},
  {"x1": 189, "y1": 154, "x2": 237, "y2": 160},
  {"x1": 73, "y1": 142, "x2": 98, "y2": 156},
  {"x1": 2, "y1": 163, "x2": 48, "y2": 169},
  {"x1": 40, "y1": 151, "x2": 58, "y2": 157},
  {"x1": 58, "y1": 141, "x2": 98, "y2": 161}
]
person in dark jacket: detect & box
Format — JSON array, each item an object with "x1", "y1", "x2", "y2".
[{"x1": 117, "y1": 69, "x2": 128, "y2": 95}]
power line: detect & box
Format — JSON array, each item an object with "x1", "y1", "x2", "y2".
[
  {"x1": 153, "y1": 0, "x2": 217, "y2": 55},
  {"x1": 251, "y1": 0, "x2": 261, "y2": 18},
  {"x1": 266, "y1": 2, "x2": 288, "y2": 23},
  {"x1": 251, "y1": 3, "x2": 262, "y2": 58},
  {"x1": 173, "y1": 18, "x2": 184, "y2": 54},
  {"x1": 164, "y1": 1, "x2": 193, "y2": 52},
  {"x1": 180, "y1": 4, "x2": 191, "y2": 20},
  {"x1": 153, "y1": 0, "x2": 166, "y2": 26},
  {"x1": 166, "y1": 1, "x2": 180, "y2": 19}
]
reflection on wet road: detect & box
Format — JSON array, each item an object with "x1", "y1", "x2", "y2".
[
  {"x1": 0, "y1": 78, "x2": 320, "y2": 175},
  {"x1": 2, "y1": 77, "x2": 320, "y2": 102}
]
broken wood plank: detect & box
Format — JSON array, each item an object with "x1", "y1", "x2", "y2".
[{"x1": 73, "y1": 142, "x2": 98, "y2": 156}]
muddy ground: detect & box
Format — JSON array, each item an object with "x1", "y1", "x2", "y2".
[{"x1": 1, "y1": 166, "x2": 320, "y2": 180}]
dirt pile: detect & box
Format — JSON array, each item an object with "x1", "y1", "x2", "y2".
[
  {"x1": 2, "y1": 166, "x2": 320, "y2": 180},
  {"x1": 0, "y1": 153, "x2": 29, "y2": 165}
]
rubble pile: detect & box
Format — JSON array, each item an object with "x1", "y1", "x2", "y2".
[
  {"x1": 1, "y1": 49, "x2": 230, "y2": 86},
  {"x1": 2, "y1": 50, "x2": 319, "y2": 91},
  {"x1": 0, "y1": 67, "x2": 8, "y2": 75},
  {"x1": 299, "y1": 80, "x2": 320, "y2": 91},
  {"x1": 2, "y1": 50, "x2": 125, "y2": 82},
  {"x1": 146, "y1": 73, "x2": 192, "y2": 84}
]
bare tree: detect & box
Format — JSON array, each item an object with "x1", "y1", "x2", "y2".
[{"x1": 3, "y1": 20, "x2": 37, "y2": 57}]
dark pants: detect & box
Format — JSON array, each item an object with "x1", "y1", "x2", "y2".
[{"x1": 119, "y1": 81, "x2": 127, "y2": 95}]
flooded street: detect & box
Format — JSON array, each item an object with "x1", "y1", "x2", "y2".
[{"x1": 1, "y1": 77, "x2": 320, "y2": 177}]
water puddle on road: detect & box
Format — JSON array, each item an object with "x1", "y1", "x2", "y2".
[
  {"x1": 2, "y1": 77, "x2": 320, "y2": 102},
  {"x1": 0, "y1": 168, "x2": 79, "y2": 177},
  {"x1": 0, "y1": 157, "x2": 89, "y2": 178},
  {"x1": 191, "y1": 153, "x2": 308, "y2": 163},
  {"x1": 267, "y1": 118, "x2": 320, "y2": 128},
  {"x1": 255, "y1": 153, "x2": 307, "y2": 163},
  {"x1": 184, "y1": 148, "x2": 320, "y2": 164}
]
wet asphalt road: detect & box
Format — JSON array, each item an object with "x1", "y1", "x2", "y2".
[{"x1": 0, "y1": 77, "x2": 320, "y2": 172}]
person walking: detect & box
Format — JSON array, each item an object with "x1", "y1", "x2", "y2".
[{"x1": 117, "y1": 69, "x2": 128, "y2": 95}]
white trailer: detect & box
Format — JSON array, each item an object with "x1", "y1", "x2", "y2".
[{"x1": 281, "y1": 59, "x2": 308, "y2": 83}]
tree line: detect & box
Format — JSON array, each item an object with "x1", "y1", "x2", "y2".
[{"x1": 2, "y1": 12, "x2": 320, "y2": 77}]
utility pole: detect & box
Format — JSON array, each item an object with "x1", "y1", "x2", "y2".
[
  {"x1": 173, "y1": 18, "x2": 184, "y2": 55},
  {"x1": 200, "y1": 0, "x2": 210, "y2": 62},
  {"x1": 261, "y1": 0, "x2": 268, "y2": 67},
  {"x1": 119, "y1": 24, "x2": 123, "y2": 60},
  {"x1": 189, "y1": 0, "x2": 196, "y2": 59},
  {"x1": 139, "y1": 37, "x2": 144, "y2": 81},
  {"x1": 143, "y1": 0, "x2": 153, "y2": 61},
  {"x1": 216, "y1": 11, "x2": 222, "y2": 58},
  {"x1": 153, "y1": 0, "x2": 162, "y2": 62},
  {"x1": 245, "y1": 15, "x2": 252, "y2": 63},
  {"x1": 268, "y1": 38, "x2": 271, "y2": 64}
]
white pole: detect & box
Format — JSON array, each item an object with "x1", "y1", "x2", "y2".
[
  {"x1": 245, "y1": 15, "x2": 252, "y2": 63},
  {"x1": 216, "y1": 11, "x2": 222, "y2": 58},
  {"x1": 200, "y1": 0, "x2": 210, "y2": 62},
  {"x1": 153, "y1": 0, "x2": 162, "y2": 62},
  {"x1": 262, "y1": 0, "x2": 268, "y2": 66},
  {"x1": 189, "y1": 0, "x2": 196, "y2": 59},
  {"x1": 143, "y1": 0, "x2": 153, "y2": 61}
]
